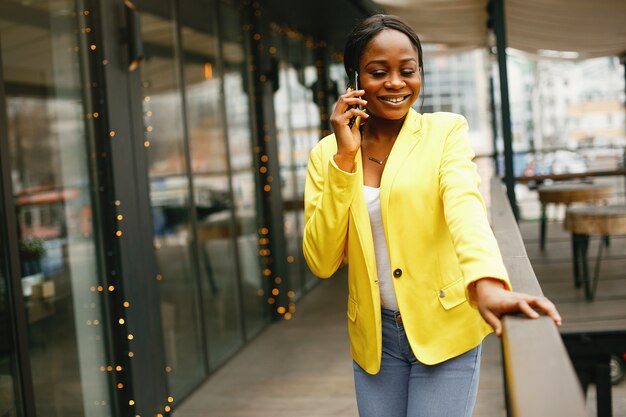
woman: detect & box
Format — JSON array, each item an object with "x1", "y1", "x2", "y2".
[{"x1": 302, "y1": 14, "x2": 562, "y2": 417}]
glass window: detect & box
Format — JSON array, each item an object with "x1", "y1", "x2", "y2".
[
  {"x1": 179, "y1": 0, "x2": 245, "y2": 369},
  {"x1": 271, "y1": 28, "x2": 321, "y2": 295},
  {"x1": 271, "y1": 31, "x2": 302, "y2": 298},
  {"x1": 136, "y1": 1, "x2": 207, "y2": 398},
  {"x1": 1, "y1": 1, "x2": 112, "y2": 415},
  {"x1": 218, "y1": 0, "x2": 269, "y2": 339}
]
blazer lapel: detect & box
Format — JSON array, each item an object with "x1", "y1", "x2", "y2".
[{"x1": 380, "y1": 109, "x2": 423, "y2": 228}]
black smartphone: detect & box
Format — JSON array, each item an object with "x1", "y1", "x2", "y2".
[{"x1": 348, "y1": 71, "x2": 360, "y2": 128}]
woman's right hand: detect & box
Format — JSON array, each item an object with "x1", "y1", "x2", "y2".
[{"x1": 330, "y1": 88, "x2": 368, "y2": 171}]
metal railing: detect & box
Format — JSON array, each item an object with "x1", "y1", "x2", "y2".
[{"x1": 490, "y1": 177, "x2": 587, "y2": 417}]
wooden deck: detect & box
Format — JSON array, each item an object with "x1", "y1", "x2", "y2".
[
  {"x1": 519, "y1": 219, "x2": 626, "y2": 334},
  {"x1": 173, "y1": 216, "x2": 626, "y2": 417}
]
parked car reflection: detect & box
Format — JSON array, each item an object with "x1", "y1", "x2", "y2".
[{"x1": 523, "y1": 150, "x2": 588, "y2": 177}]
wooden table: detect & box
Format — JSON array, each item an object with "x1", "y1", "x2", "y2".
[
  {"x1": 564, "y1": 205, "x2": 626, "y2": 300},
  {"x1": 537, "y1": 183, "x2": 613, "y2": 250}
]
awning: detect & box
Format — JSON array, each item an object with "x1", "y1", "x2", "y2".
[{"x1": 373, "y1": 0, "x2": 626, "y2": 59}]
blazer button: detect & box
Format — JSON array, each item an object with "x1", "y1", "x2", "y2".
[
  {"x1": 439, "y1": 290, "x2": 446, "y2": 298},
  {"x1": 393, "y1": 268, "x2": 402, "y2": 278}
]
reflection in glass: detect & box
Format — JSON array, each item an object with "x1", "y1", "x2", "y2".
[
  {"x1": 218, "y1": 0, "x2": 269, "y2": 341},
  {"x1": 272, "y1": 33, "x2": 321, "y2": 295},
  {"x1": 138, "y1": 7, "x2": 206, "y2": 398},
  {"x1": 179, "y1": 0, "x2": 245, "y2": 369},
  {"x1": 1, "y1": 1, "x2": 111, "y2": 415}
]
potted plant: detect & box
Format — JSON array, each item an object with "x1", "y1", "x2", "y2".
[
  {"x1": 19, "y1": 237, "x2": 46, "y2": 276},
  {"x1": 19, "y1": 237, "x2": 54, "y2": 299}
]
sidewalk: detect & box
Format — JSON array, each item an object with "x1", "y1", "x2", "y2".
[{"x1": 174, "y1": 269, "x2": 506, "y2": 417}]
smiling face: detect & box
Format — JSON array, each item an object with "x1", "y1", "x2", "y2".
[{"x1": 358, "y1": 29, "x2": 421, "y2": 121}]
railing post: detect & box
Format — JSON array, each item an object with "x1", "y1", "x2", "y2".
[{"x1": 490, "y1": 0, "x2": 519, "y2": 220}]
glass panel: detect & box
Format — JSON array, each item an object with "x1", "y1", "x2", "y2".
[
  {"x1": 218, "y1": 1, "x2": 269, "y2": 338},
  {"x1": 178, "y1": 0, "x2": 244, "y2": 369},
  {"x1": 271, "y1": 33, "x2": 302, "y2": 298},
  {"x1": 293, "y1": 46, "x2": 320, "y2": 290},
  {"x1": 272, "y1": 31, "x2": 321, "y2": 296},
  {"x1": 0, "y1": 1, "x2": 112, "y2": 415},
  {"x1": 137, "y1": 2, "x2": 206, "y2": 398}
]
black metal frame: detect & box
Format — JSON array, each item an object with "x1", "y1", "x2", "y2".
[
  {"x1": 0, "y1": 35, "x2": 37, "y2": 417},
  {"x1": 94, "y1": 1, "x2": 170, "y2": 415},
  {"x1": 489, "y1": 0, "x2": 519, "y2": 220},
  {"x1": 247, "y1": 3, "x2": 289, "y2": 319}
]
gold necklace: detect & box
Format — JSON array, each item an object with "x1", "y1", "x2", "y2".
[
  {"x1": 362, "y1": 132, "x2": 390, "y2": 165},
  {"x1": 366, "y1": 154, "x2": 389, "y2": 165}
]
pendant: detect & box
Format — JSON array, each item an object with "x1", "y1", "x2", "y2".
[{"x1": 368, "y1": 156, "x2": 385, "y2": 165}]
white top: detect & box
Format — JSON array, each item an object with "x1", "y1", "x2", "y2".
[{"x1": 363, "y1": 185, "x2": 399, "y2": 311}]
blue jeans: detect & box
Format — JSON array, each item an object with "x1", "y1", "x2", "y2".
[{"x1": 353, "y1": 308, "x2": 482, "y2": 417}]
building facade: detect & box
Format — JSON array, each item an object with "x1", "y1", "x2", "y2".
[{"x1": 0, "y1": 1, "x2": 370, "y2": 416}]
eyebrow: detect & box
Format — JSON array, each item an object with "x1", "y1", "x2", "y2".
[{"x1": 364, "y1": 58, "x2": 418, "y2": 68}]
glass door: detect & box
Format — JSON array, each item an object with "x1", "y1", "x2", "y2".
[
  {"x1": 0, "y1": 1, "x2": 112, "y2": 416},
  {"x1": 271, "y1": 28, "x2": 321, "y2": 298},
  {"x1": 217, "y1": 0, "x2": 269, "y2": 340},
  {"x1": 133, "y1": 0, "x2": 263, "y2": 395},
  {"x1": 177, "y1": 0, "x2": 246, "y2": 369},
  {"x1": 133, "y1": 0, "x2": 208, "y2": 398}
]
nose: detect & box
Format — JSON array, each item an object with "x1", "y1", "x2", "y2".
[{"x1": 385, "y1": 72, "x2": 405, "y2": 89}]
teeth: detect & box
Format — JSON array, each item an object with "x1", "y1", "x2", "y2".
[{"x1": 382, "y1": 96, "x2": 406, "y2": 103}]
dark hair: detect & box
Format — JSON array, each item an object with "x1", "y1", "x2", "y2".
[{"x1": 344, "y1": 14, "x2": 424, "y2": 81}]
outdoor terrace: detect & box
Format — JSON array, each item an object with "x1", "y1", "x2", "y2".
[{"x1": 174, "y1": 175, "x2": 626, "y2": 417}]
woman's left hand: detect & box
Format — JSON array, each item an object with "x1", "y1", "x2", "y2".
[{"x1": 471, "y1": 278, "x2": 562, "y2": 337}]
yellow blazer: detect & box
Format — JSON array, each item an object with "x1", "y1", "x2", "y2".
[{"x1": 302, "y1": 109, "x2": 511, "y2": 374}]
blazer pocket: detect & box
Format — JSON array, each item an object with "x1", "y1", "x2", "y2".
[
  {"x1": 437, "y1": 277, "x2": 467, "y2": 310},
  {"x1": 347, "y1": 297, "x2": 358, "y2": 322}
]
